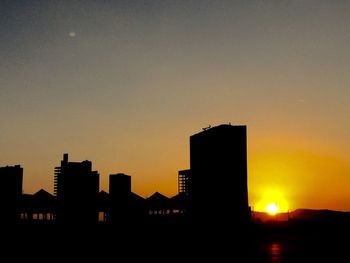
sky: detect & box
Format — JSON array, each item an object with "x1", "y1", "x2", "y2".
[{"x1": 1, "y1": 0, "x2": 350, "y2": 212}]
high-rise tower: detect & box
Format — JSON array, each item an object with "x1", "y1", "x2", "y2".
[
  {"x1": 189, "y1": 124, "x2": 250, "y2": 224},
  {"x1": 54, "y1": 154, "x2": 99, "y2": 224}
]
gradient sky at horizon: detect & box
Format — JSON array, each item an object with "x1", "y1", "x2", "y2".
[{"x1": 1, "y1": 0, "x2": 350, "y2": 211}]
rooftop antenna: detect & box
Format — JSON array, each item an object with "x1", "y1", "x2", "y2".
[{"x1": 202, "y1": 125, "x2": 211, "y2": 131}]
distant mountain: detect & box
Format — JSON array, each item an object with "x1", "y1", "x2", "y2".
[
  {"x1": 252, "y1": 211, "x2": 290, "y2": 222},
  {"x1": 252, "y1": 209, "x2": 350, "y2": 223},
  {"x1": 290, "y1": 208, "x2": 350, "y2": 222}
]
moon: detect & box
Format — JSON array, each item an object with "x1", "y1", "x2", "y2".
[{"x1": 69, "y1": 31, "x2": 76, "y2": 38}]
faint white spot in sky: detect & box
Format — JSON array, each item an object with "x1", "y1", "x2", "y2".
[
  {"x1": 69, "y1": 31, "x2": 76, "y2": 38},
  {"x1": 297, "y1": 99, "x2": 305, "y2": 103}
]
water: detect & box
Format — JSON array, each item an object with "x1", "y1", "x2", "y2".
[
  {"x1": 252, "y1": 234, "x2": 348, "y2": 263},
  {"x1": 1, "y1": 223, "x2": 349, "y2": 262}
]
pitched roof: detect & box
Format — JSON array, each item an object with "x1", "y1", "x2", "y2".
[
  {"x1": 130, "y1": 192, "x2": 145, "y2": 201},
  {"x1": 33, "y1": 189, "x2": 55, "y2": 200},
  {"x1": 146, "y1": 192, "x2": 169, "y2": 209}
]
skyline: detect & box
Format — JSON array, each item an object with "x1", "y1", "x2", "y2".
[
  {"x1": 1, "y1": 1, "x2": 350, "y2": 212},
  {"x1": 2, "y1": 122, "x2": 349, "y2": 213}
]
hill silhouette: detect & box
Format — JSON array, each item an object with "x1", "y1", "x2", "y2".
[{"x1": 253, "y1": 208, "x2": 350, "y2": 223}]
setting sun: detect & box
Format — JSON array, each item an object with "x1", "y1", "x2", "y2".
[
  {"x1": 266, "y1": 203, "x2": 279, "y2": 216},
  {"x1": 254, "y1": 188, "x2": 289, "y2": 214}
]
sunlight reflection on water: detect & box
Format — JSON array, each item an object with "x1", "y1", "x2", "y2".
[{"x1": 269, "y1": 242, "x2": 282, "y2": 263}]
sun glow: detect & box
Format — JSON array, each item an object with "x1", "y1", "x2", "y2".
[
  {"x1": 266, "y1": 203, "x2": 279, "y2": 215},
  {"x1": 255, "y1": 189, "x2": 288, "y2": 214}
]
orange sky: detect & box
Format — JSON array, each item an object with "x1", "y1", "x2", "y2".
[{"x1": 1, "y1": 1, "x2": 349, "y2": 211}]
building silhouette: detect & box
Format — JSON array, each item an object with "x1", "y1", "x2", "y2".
[
  {"x1": 97, "y1": 190, "x2": 110, "y2": 222},
  {"x1": 110, "y1": 173, "x2": 131, "y2": 198},
  {"x1": 0, "y1": 124, "x2": 251, "y2": 227},
  {"x1": 109, "y1": 173, "x2": 131, "y2": 222},
  {"x1": 147, "y1": 192, "x2": 170, "y2": 215},
  {"x1": 178, "y1": 169, "x2": 191, "y2": 196},
  {"x1": 188, "y1": 124, "x2": 251, "y2": 225},
  {"x1": 20, "y1": 189, "x2": 56, "y2": 222},
  {"x1": 0, "y1": 165, "x2": 23, "y2": 223},
  {"x1": 109, "y1": 173, "x2": 146, "y2": 223},
  {"x1": 54, "y1": 153, "x2": 99, "y2": 224}
]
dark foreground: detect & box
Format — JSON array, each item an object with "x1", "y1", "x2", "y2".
[{"x1": 2, "y1": 220, "x2": 350, "y2": 262}]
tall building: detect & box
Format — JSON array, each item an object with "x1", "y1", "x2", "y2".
[
  {"x1": 54, "y1": 153, "x2": 99, "y2": 224},
  {"x1": 109, "y1": 173, "x2": 146, "y2": 222},
  {"x1": 178, "y1": 169, "x2": 191, "y2": 196},
  {"x1": 109, "y1": 173, "x2": 131, "y2": 222},
  {"x1": 109, "y1": 173, "x2": 131, "y2": 198},
  {"x1": 0, "y1": 165, "x2": 23, "y2": 223},
  {"x1": 189, "y1": 124, "x2": 250, "y2": 224}
]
